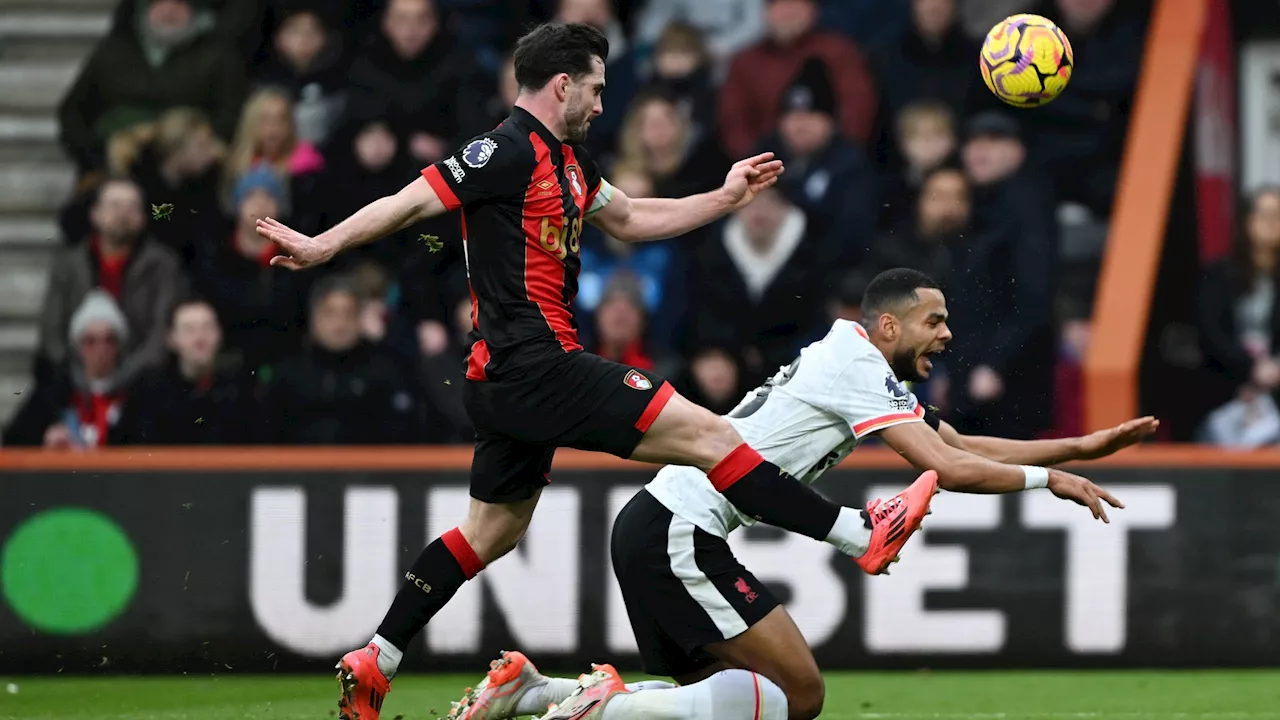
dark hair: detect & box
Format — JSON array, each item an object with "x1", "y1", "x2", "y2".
[
  {"x1": 1231, "y1": 185, "x2": 1280, "y2": 295},
  {"x1": 513, "y1": 22, "x2": 609, "y2": 91},
  {"x1": 861, "y1": 268, "x2": 941, "y2": 319},
  {"x1": 308, "y1": 273, "x2": 360, "y2": 312},
  {"x1": 168, "y1": 295, "x2": 217, "y2": 329}
]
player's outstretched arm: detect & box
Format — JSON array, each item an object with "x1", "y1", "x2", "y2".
[
  {"x1": 877, "y1": 421, "x2": 1122, "y2": 522},
  {"x1": 587, "y1": 153, "x2": 784, "y2": 242},
  {"x1": 934, "y1": 416, "x2": 1159, "y2": 465},
  {"x1": 259, "y1": 176, "x2": 447, "y2": 270}
]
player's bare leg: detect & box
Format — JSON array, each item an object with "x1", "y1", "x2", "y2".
[
  {"x1": 338, "y1": 493, "x2": 542, "y2": 720},
  {"x1": 629, "y1": 393, "x2": 865, "y2": 552}
]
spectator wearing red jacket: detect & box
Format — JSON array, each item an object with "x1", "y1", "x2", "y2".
[{"x1": 718, "y1": 0, "x2": 877, "y2": 157}]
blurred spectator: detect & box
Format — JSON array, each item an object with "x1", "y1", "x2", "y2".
[
  {"x1": 60, "y1": 0, "x2": 246, "y2": 173},
  {"x1": 122, "y1": 107, "x2": 226, "y2": 261},
  {"x1": 556, "y1": 0, "x2": 638, "y2": 157},
  {"x1": 434, "y1": 0, "x2": 540, "y2": 73},
  {"x1": 412, "y1": 283, "x2": 475, "y2": 443},
  {"x1": 6, "y1": 292, "x2": 130, "y2": 449},
  {"x1": 577, "y1": 164, "x2": 683, "y2": 351},
  {"x1": 674, "y1": 347, "x2": 745, "y2": 416},
  {"x1": 37, "y1": 177, "x2": 186, "y2": 388},
  {"x1": 635, "y1": 0, "x2": 765, "y2": 64},
  {"x1": 878, "y1": 100, "x2": 958, "y2": 231},
  {"x1": 871, "y1": 0, "x2": 980, "y2": 135},
  {"x1": 869, "y1": 165, "x2": 969, "y2": 285},
  {"x1": 485, "y1": 52, "x2": 521, "y2": 126},
  {"x1": 827, "y1": 271, "x2": 870, "y2": 324},
  {"x1": 115, "y1": 297, "x2": 253, "y2": 444},
  {"x1": 959, "y1": 0, "x2": 1036, "y2": 41},
  {"x1": 221, "y1": 87, "x2": 325, "y2": 214},
  {"x1": 253, "y1": 5, "x2": 348, "y2": 146},
  {"x1": 586, "y1": 273, "x2": 678, "y2": 379},
  {"x1": 757, "y1": 57, "x2": 878, "y2": 267},
  {"x1": 687, "y1": 186, "x2": 827, "y2": 379},
  {"x1": 346, "y1": 0, "x2": 491, "y2": 166},
  {"x1": 718, "y1": 0, "x2": 877, "y2": 157},
  {"x1": 1023, "y1": 0, "x2": 1149, "y2": 218},
  {"x1": 314, "y1": 118, "x2": 427, "y2": 271},
  {"x1": 260, "y1": 275, "x2": 425, "y2": 444},
  {"x1": 111, "y1": 0, "x2": 264, "y2": 63},
  {"x1": 817, "y1": 0, "x2": 909, "y2": 48},
  {"x1": 944, "y1": 111, "x2": 1056, "y2": 438},
  {"x1": 193, "y1": 166, "x2": 310, "y2": 374},
  {"x1": 349, "y1": 261, "x2": 393, "y2": 344},
  {"x1": 640, "y1": 23, "x2": 719, "y2": 141},
  {"x1": 617, "y1": 91, "x2": 728, "y2": 199},
  {"x1": 1198, "y1": 188, "x2": 1280, "y2": 408}
]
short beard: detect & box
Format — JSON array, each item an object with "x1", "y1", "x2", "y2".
[
  {"x1": 891, "y1": 346, "x2": 924, "y2": 383},
  {"x1": 563, "y1": 103, "x2": 591, "y2": 144}
]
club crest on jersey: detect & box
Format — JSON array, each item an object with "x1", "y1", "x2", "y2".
[
  {"x1": 462, "y1": 138, "x2": 497, "y2": 168},
  {"x1": 565, "y1": 164, "x2": 583, "y2": 196},
  {"x1": 624, "y1": 370, "x2": 652, "y2": 391}
]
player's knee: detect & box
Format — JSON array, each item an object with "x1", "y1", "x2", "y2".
[{"x1": 784, "y1": 671, "x2": 825, "y2": 720}]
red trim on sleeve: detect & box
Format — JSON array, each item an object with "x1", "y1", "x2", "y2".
[
  {"x1": 852, "y1": 412, "x2": 923, "y2": 437},
  {"x1": 421, "y1": 165, "x2": 462, "y2": 211},
  {"x1": 913, "y1": 403, "x2": 925, "y2": 418},
  {"x1": 634, "y1": 381, "x2": 676, "y2": 433}
]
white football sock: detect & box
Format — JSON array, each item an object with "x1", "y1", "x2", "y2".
[
  {"x1": 512, "y1": 677, "x2": 581, "y2": 716},
  {"x1": 370, "y1": 634, "x2": 403, "y2": 680},
  {"x1": 624, "y1": 680, "x2": 677, "y2": 692},
  {"x1": 601, "y1": 669, "x2": 787, "y2": 720},
  {"x1": 826, "y1": 506, "x2": 872, "y2": 557}
]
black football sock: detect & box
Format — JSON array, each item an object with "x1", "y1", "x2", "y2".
[
  {"x1": 708, "y1": 443, "x2": 842, "y2": 541},
  {"x1": 375, "y1": 528, "x2": 485, "y2": 656}
]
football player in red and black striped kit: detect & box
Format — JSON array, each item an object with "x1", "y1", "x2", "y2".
[{"x1": 257, "y1": 22, "x2": 935, "y2": 720}]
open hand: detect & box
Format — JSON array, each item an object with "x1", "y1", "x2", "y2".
[
  {"x1": 721, "y1": 152, "x2": 785, "y2": 210},
  {"x1": 257, "y1": 217, "x2": 335, "y2": 270},
  {"x1": 1048, "y1": 469, "x2": 1124, "y2": 523},
  {"x1": 1076, "y1": 416, "x2": 1159, "y2": 460}
]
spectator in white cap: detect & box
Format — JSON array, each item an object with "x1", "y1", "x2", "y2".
[{"x1": 5, "y1": 290, "x2": 132, "y2": 449}]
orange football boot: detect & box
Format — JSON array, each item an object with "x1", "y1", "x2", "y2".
[
  {"x1": 448, "y1": 650, "x2": 547, "y2": 720},
  {"x1": 854, "y1": 469, "x2": 938, "y2": 575},
  {"x1": 537, "y1": 664, "x2": 627, "y2": 720},
  {"x1": 336, "y1": 643, "x2": 391, "y2": 720}
]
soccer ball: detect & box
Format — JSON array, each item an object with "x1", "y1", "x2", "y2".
[{"x1": 980, "y1": 14, "x2": 1073, "y2": 108}]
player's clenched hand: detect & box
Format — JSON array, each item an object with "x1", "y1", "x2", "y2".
[
  {"x1": 257, "y1": 217, "x2": 335, "y2": 270},
  {"x1": 1075, "y1": 416, "x2": 1160, "y2": 460},
  {"x1": 721, "y1": 152, "x2": 785, "y2": 210},
  {"x1": 1047, "y1": 469, "x2": 1123, "y2": 523}
]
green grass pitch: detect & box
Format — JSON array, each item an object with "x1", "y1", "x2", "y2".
[{"x1": 0, "y1": 670, "x2": 1278, "y2": 720}]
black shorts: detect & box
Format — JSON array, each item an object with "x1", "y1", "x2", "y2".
[
  {"x1": 463, "y1": 350, "x2": 673, "y2": 503},
  {"x1": 610, "y1": 490, "x2": 780, "y2": 677}
]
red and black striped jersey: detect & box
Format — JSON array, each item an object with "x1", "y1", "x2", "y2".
[{"x1": 420, "y1": 107, "x2": 611, "y2": 382}]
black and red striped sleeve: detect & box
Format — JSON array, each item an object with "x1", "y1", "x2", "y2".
[{"x1": 421, "y1": 132, "x2": 531, "y2": 210}]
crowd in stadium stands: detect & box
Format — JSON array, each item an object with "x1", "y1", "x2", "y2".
[{"x1": 2, "y1": 0, "x2": 1154, "y2": 448}]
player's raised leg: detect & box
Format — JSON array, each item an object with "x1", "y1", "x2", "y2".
[{"x1": 337, "y1": 439, "x2": 553, "y2": 720}]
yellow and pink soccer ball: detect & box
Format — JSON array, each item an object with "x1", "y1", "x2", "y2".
[{"x1": 980, "y1": 14, "x2": 1073, "y2": 108}]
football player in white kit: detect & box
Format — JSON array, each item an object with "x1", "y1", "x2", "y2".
[{"x1": 446, "y1": 269, "x2": 1158, "y2": 720}]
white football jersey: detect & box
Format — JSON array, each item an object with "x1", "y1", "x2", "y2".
[{"x1": 645, "y1": 320, "x2": 926, "y2": 538}]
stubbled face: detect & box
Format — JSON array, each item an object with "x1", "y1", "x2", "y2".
[
  {"x1": 561, "y1": 57, "x2": 606, "y2": 144},
  {"x1": 311, "y1": 290, "x2": 361, "y2": 352},
  {"x1": 878, "y1": 288, "x2": 952, "y2": 382},
  {"x1": 917, "y1": 169, "x2": 970, "y2": 237},
  {"x1": 90, "y1": 181, "x2": 146, "y2": 244}
]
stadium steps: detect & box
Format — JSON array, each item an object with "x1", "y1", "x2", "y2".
[{"x1": 0, "y1": 3, "x2": 110, "y2": 430}]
